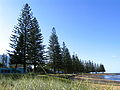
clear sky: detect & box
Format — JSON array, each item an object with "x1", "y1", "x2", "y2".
[{"x1": 0, "y1": 0, "x2": 120, "y2": 73}]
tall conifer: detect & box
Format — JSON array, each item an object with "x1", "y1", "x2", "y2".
[
  {"x1": 61, "y1": 42, "x2": 72, "y2": 73},
  {"x1": 8, "y1": 3, "x2": 45, "y2": 73},
  {"x1": 48, "y1": 27, "x2": 62, "y2": 73},
  {"x1": 27, "y1": 17, "x2": 45, "y2": 72}
]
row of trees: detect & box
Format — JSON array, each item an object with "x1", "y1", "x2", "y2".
[
  {"x1": 8, "y1": 3, "x2": 105, "y2": 73},
  {"x1": 48, "y1": 28, "x2": 105, "y2": 74}
]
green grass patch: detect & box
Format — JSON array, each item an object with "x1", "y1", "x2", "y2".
[{"x1": 0, "y1": 74, "x2": 116, "y2": 90}]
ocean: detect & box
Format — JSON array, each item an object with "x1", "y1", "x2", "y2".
[{"x1": 102, "y1": 75, "x2": 120, "y2": 82}]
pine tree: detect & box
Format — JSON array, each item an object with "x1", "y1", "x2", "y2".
[
  {"x1": 27, "y1": 17, "x2": 45, "y2": 72},
  {"x1": 100, "y1": 64, "x2": 105, "y2": 73},
  {"x1": 61, "y1": 42, "x2": 72, "y2": 73},
  {"x1": 65, "y1": 48, "x2": 72, "y2": 73},
  {"x1": 88, "y1": 60, "x2": 92, "y2": 72},
  {"x1": 48, "y1": 27, "x2": 62, "y2": 73},
  {"x1": 8, "y1": 3, "x2": 45, "y2": 73},
  {"x1": 74, "y1": 55, "x2": 81, "y2": 73},
  {"x1": 9, "y1": 34, "x2": 25, "y2": 69},
  {"x1": 71, "y1": 54, "x2": 77, "y2": 73},
  {"x1": 84, "y1": 61, "x2": 89, "y2": 73},
  {"x1": 79, "y1": 59, "x2": 84, "y2": 73},
  {"x1": 95, "y1": 64, "x2": 100, "y2": 73},
  {"x1": 8, "y1": 3, "x2": 33, "y2": 72},
  {"x1": 61, "y1": 42, "x2": 66, "y2": 73},
  {"x1": 91, "y1": 61, "x2": 95, "y2": 73}
]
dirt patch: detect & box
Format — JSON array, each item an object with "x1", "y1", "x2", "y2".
[
  {"x1": 72, "y1": 74, "x2": 120, "y2": 85},
  {"x1": 72, "y1": 74, "x2": 120, "y2": 90}
]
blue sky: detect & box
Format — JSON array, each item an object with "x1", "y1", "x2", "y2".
[{"x1": 0, "y1": 0, "x2": 120, "y2": 73}]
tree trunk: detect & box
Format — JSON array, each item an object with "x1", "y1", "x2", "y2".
[
  {"x1": 23, "y1": 63, "x2": 26, "y2": 73},
  {"x1": 34, "y1": 63, "x2": 36, "y2": 73},
  {"x1": 15, "y1": 63, "x2": 17, "y2": 73},
  {"x1": 53, "y1": 66, "x2": 56, "y2": 74}
]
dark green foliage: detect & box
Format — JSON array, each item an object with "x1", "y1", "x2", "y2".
[
  {"x1": 47, "y1": 37, "x2": 105, "y2": 74},
  {"x1": 71, "y1": 54, "x2": 78, "y2": 73},
  {"x1": 83, "y1": 61, "x2": 106, "y2": 73},
  {"x1": 27, "y1": 17, "x2": 45, "y2": 72},
  {"x1": 10, "y1": 34, "x2": 24, "y2": 66},
  {"x1": 100, "y1": 64, "x2": 105, "y2": 73},
  {"x1": 7, "y1": 3, "x2": 106, "y2": 74},
  {"x1": 8, "y1": 3, "x2": 33, "y2": 72},
  {"x1": 95, "y1": 64, "x2": 101, "y2": 73},
  {"x1": 61, "y1": 42, "x2": 72, "y2": 73},
  {"x1": 48, "y1": 27, "x2": 62, "y2": 73},
  {"x1": 91, "y1": 61, "x2": 95, "y2": 72},
  {"x1": 8, "y1": 3, "x2": 45, "y2": 73},
  {"x1": 79, "y1": 59, "x2": 84, "y2": 73},
  {"x1": 71, "y1": 54, "x2": 84, "y2": 73}
]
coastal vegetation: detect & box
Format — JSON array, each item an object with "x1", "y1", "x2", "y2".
[
  {"x1": 0, "y1": 3, "x2": 113, "y2": 90},
  {"x1": 7, "y1": 3, "x2": 105, "y2": 74},
  {"x1": 0, "y1": 73, "x2": 119, "y2": 90}
]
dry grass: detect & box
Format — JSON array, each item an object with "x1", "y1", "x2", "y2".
[{"x1": 0, "y1": 74, "x2": 118, "y2": 90}]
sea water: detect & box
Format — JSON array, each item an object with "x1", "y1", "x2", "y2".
[{"x1": 102, "y1": 75, "x2": 120, "y2": 82}]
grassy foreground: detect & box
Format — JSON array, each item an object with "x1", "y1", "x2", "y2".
[{"x1": 0, "y1": 74, "x2": 119, "y2": 90}]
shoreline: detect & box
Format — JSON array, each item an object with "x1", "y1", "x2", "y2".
[{"x1": 72, "y1": 73, "x2": 120, "y2": 84}]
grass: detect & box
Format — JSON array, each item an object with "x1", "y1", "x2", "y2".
[{"x1": 0, "y1": 73, "x2": 118, "y2": 90}]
